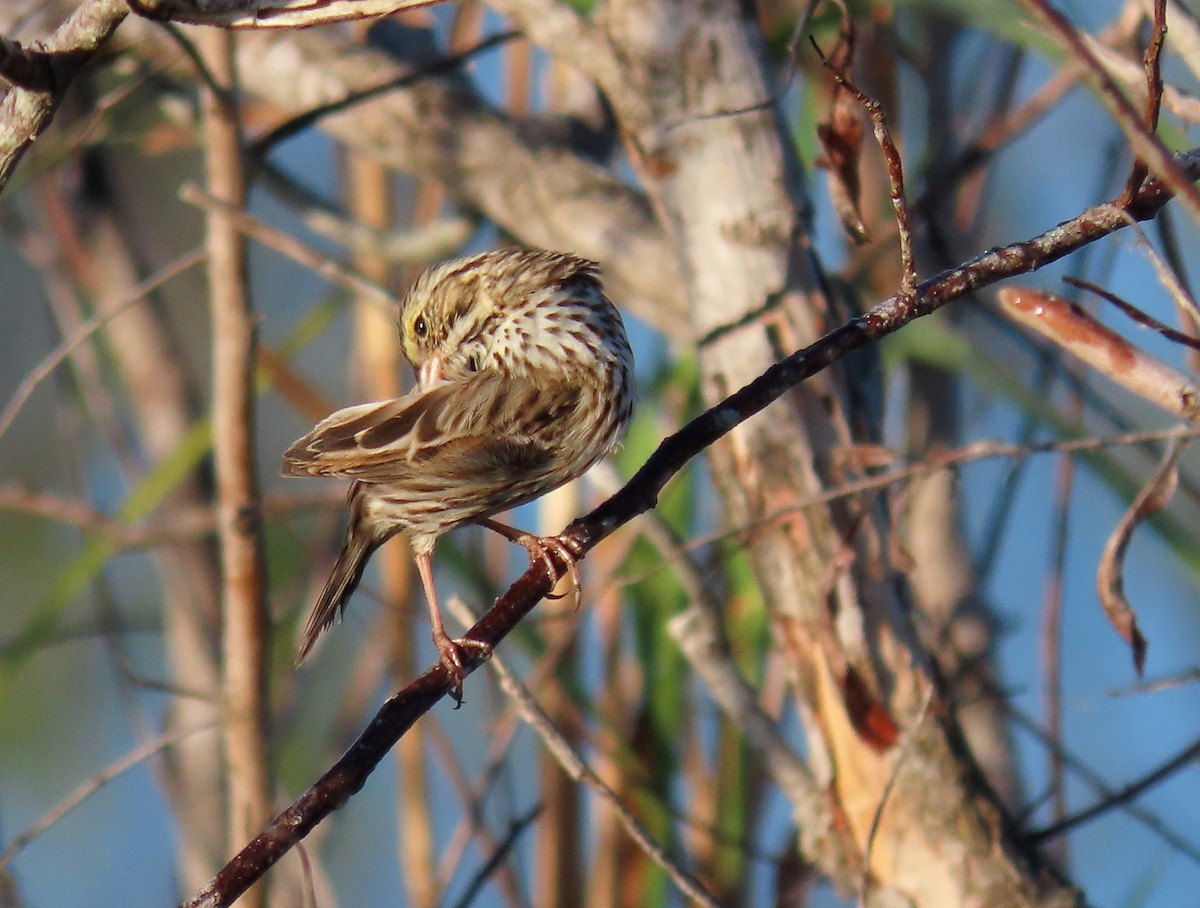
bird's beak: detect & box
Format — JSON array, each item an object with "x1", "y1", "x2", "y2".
[{"x1": 418, "y1": 355, "x2": 443, "y2": 390}]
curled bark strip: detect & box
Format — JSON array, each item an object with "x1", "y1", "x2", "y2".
[
  {"x1": 996, "y1": 286, "x2": 1200, "y2": 424},
  {"x1": 1096, "y1": 440, "x2": 1185, "y2": 675}
]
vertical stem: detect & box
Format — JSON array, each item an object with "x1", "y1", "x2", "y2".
[
  {"x1": 535, "y1": 486, "x2": 582, "y2": 908},
  {"x1": 1041, "y1": 446, "x2": 1075, "y2": 871},
  {"x1": 199, "y1": 28, "x2": 271, "y2": 907},
  {"x1": 344, "y1": 150, "x2": 439, "y2": 908}
]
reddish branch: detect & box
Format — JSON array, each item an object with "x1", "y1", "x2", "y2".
[
  {"x1": 1019, "y1": 0, "x2": 1200, "y2": 225},
  {"x1": 181, "y1": 147, "x2": 1200, "y2": 908},
  {"x1": 1123, "y1": 0, "x2": 1167, "y2": 200}
]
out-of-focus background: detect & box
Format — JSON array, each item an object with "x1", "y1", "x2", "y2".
[{"x1": 1, "y1": 1, "x2": 1199, "y2": 906}]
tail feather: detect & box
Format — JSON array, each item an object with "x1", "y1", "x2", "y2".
[{"x1": 296, "y1": 489, "x2": 386, "y2": 664}]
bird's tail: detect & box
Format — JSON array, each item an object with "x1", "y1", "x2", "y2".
[{"x1": 296, "y1": 488, "x2": 385, "y2": 664}]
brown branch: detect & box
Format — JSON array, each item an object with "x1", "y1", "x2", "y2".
[
  {"x1": 0, "y1": 0, "x2": 127, "y2": 193},
  {"x1": 180, "y1": 147, "x2": 1200, "y2": 908},
  {"x1": 197, "y1": 29, "x2": 272, "y2": 908},
  {"x1": 814, "y1": 40, "x2": 917, "y2": 299},
  {"x1": 1019, "y1": 0, "x2": 1200, "y2": 225},
  {"x1": 1123, "y1": 0, "x2": 1168, "y2": 199}
]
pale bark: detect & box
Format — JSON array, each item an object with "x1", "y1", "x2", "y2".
[
  {"x1": 198, "y1": 28, "x2": 272, "y2": 908},
  {"x1": 496, "y1": 0, "x2": 1080, "y2": 903}
]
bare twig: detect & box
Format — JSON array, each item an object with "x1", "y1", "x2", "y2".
[
  {"x1": 615, "y1": 424, "x2": 1200, "y2": 575},
  {"x1": 0, "y1": 249, "x2": 205, "y2": 441},
  {"x1": 1042, "y1": 434, "x2": 1078, "y2": 864},
  {"x1": 447, "y1": 599, "x2": 722, "y2": 908},
  {"x1": 1020, "y1": 0, "x2": 1200, "y2": 226},
  {"x1": 0, "y1": 721, "x2": 219, "y2": 871},
  {"x1": 179, "y1": 184, "x2": 397, "y2": 312},
  {"x1": 1123, "y1": 0, "x2": 1167, "y2": 199},
  {"x1": 814, "y1": 39, "x2": 917, "y2": 298},
  {"x1": 1029, "y1": 733, "x2": 1200, "y2": 842},
  {"x1": 0, "y1": 485, "x2": 343, "y2": 551},
  {"x1": 1064, "y1": 276, "x2": 1200, "y2": 354}
]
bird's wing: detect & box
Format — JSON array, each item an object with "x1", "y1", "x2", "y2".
[{"x1": 281, "y1": 373, "x2": 580, "y2": 486}]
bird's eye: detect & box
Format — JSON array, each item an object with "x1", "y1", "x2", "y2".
[
  {"x1": 467, "y1": 356, "x2": 479, "y2": 373},
  {"x1": 414, "y1": 316, "x2": 428, "y2": 339}
]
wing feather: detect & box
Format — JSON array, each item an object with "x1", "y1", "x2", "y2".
[{"x1": 281, "y1": 373, "x2": 580, "y2": 487}]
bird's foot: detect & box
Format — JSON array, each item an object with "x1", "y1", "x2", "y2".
[
  {"x1": 511, "y1": 533, "x2": 584, "y2": 609},
  {"x1": 433, "y1": 630, "x2": 492, "y2": 705}
]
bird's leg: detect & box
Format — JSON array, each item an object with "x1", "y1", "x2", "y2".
[
  {"x1": 479, "y1": 519, "x2": 584, "y2": 610},
  {"x1": 416, "y1": 552, "x2": 490, "y2": 703}
]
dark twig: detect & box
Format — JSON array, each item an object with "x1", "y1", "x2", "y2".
[
  {"x1": 246, "y1": 30, "x2": 518, "y2": 161},
  {"x1": 180, "y1": 147, "x2": 1200, "y2": 908},
  {"x1": 444, "y1": 803, "x2": 542, "y2": 908},
  {"x1": 812, "y1": 38, "x2": 917, "y2": 299},
  {"x1": 455, "y1": 596, "x2": 722, "y2": 908},
  {"x1": 1123, "y1": 0, "x2": 1167, "y2": 201},
  {"x1": 1029, "y1": 734, "x2": 1200, "y2": 842},
  {"x1": 1003, "y1": 701, "x2": 1200, "y2": 864},
  {"x1": 1064, "y1": 276, "x2": 1200, "y2": 354}
]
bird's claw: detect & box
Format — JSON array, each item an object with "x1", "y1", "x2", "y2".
[
  {"x1": 516, "y1": 533, "x2": 585, "y2": 610},
  {"x1": 433, "y1": 631, "x2": 492, "y2": 705}
]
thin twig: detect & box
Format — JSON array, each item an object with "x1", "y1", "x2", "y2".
[
  {"x1": 447, "y1": 599, "x2": 722, "y2": 908},
  {"x1": 1029, "y1": 734, "x2": 1200, "y2": 842},
  {"x1": 179, "y1": 183, "x2": 397, "y2": 312},
  {"x1": 858, "y1": 682, "x2": 936, "y2": 901},
  {"x1": 1123, "y1": 0, "x2": 1167, "y2": 199},
  {"x1": 444, "y1": 804, "x2": 541, "y2": 908},
  {"x1": 813, "y1": 39, "x2": 918, "y2": 298},
  {"x1": 1020, "y1": 0, "x2": 1200, "y2": 226},
  {"x1": 0, "y1": 249, "x2": 205, "y2": 441},
  {"x1": 629, "y1": 424, "x2": 1200, "y2": 568},
  {"x1": 1002, "y1": 701, "x2": 1200, "y2": 864},
  {"x1": 0, "y1": 721, "x2": 219, "y2": 871},
  {"x1": 1065, "y1": 277, "x2": 1200, "y2": 353}
]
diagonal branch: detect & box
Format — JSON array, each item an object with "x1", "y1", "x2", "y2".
[{"x1": 181, "y1": 147, "x2": 1200, "y2": 908}]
